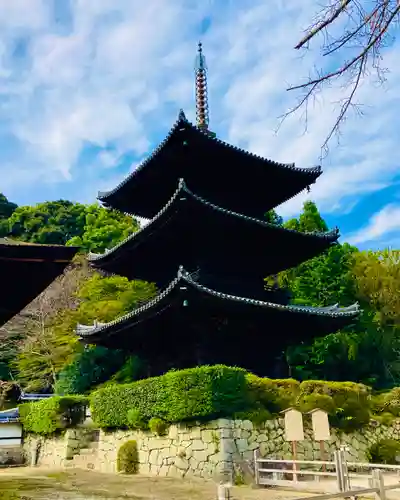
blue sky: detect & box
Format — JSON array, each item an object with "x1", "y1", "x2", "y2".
[{"x1": 0, "y1": 0, "x2": 399, "y2": 250}]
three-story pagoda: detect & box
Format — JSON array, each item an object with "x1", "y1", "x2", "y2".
[{"x1": 77, "y1": 44, "x2": 359, "y2": 376}]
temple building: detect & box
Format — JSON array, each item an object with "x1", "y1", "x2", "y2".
[
  {"x1": 77, "y1": 44, "x2": 359, "y2": 376},
  {"x1": 0, "y1": 238, "x2": 78, "y2": 327}
]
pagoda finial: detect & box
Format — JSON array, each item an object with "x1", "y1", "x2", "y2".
[{"x1": 195, "y1": 41, "x2": 209, "y2": 131}]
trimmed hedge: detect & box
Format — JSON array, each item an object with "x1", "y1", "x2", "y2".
[
  {"x1": 90, "y1": 365, "x2": 250, "y2": 429},
  {"x1": 19, "y1": 396, "x2": 88, "y2": 436}
]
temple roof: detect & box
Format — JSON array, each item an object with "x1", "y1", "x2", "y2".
[
  {"x1": 77, "y1": 267, "x2": 360, "y2": 358},
  {"x1": 98, "y1": 110, "x2": 322, "y2": 219},
  {"x1": 89, "y1": 179, "x2": 339, "y2": 286},
  {"x1": 0, "y1": 238, "x2": 79, "y2": 327}
]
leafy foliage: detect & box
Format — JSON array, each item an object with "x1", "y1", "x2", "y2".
[
  {"x1": 0, "y1": 193, "x2": 17, "y2": 221},
  {"x1": 0, "y1": 199, "x2": 138, "y2": 251},
  {"x1": 90, "y1": 365, "x2": 250, "y2": 429},
  {"x1": 19, "y1": 396, "x2": 88, "y2": 435},
  {"x1": 117, "y1": 440, "x2": 139, "y2": 474},
  {"x1": 367, "y1": 439, "x2": 400, "y2": 465},
  {"x1": 148, "y1": 417, "x2": 169, "y2": 436},
  {"x1": 284, "y1": 201, "x2": 328, "y2": 233}
]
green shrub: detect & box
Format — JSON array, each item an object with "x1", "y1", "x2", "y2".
[
  {"x1": 149, "y1": 417, "x2": 168, "y2": 436},
  {"x1": 246, "y1": 374, "x2": 299, "y2": 413},
  {"x1": 367, "y1": 439, "x2": 400, "y2": 464},
  {"x1": 234, "y1": 408, "x2": 272, "y2": 427},
  {"x1": 297, "y1": 394, "x2": 336, "y2": 414},
  {"x1": 299, "y1": 380, "x2": 371, "y2": 432},
  {"x1": 91, "y1": 365, "x2": 249, "y2": 429},
  {"x1": 19, "y1": 396, "x2": 88, "y2": 436},
  {"x1": 126, "y1": 409, "x2": 147, "y2": 430},
  {"x1": 117, "y1": 440, "x2": 139, "y2": 474},
  {"x1": 299, "y1": 380, "x2": 370, "y2": 397}
]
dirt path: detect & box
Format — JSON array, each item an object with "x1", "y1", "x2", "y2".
[{"x1": 0, "y1": 467, "x2": 313, "y2": 500}]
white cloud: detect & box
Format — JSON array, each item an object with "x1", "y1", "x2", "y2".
[
  {"x1": 0, "y1": 0, "x2": 398, "y2": 248},
  {"x1": 347, "y1": 205, "x2": 400, "y2": 246}
]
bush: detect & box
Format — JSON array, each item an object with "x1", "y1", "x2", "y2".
[
  {"x1": 55, "y1": 347, "x2": 128, "y2": 395},
  {"x1": 367, "y1": 439, "x2": 400, "y2": 464},
  {"x1": 149, "y1": 417, "x2": 168, "y2": 436},
  {"x1": 117, "y1": 440, "x2": 139, "y2": 474},
  {"x1": 246, "y1": 374, "x2": 299, "y2": 413},
  {"x1": 91, "y1": 365, "x2": 250, "y2": 429},
  {"x1": 234, "y1": 408, "x2": 272, "y2": 427},
  {"x1": 19, "y1": 396, "x2": 88, "y2": 436},
  {"x1": 126, "y1": 409, "x2": 147, "y2": 430},
  {"x1": 299, "y1": 380, "x2": 371, "y2": 433},
  {"x1": 298, "y1": 394, "x2": 336, "y2": 414}
]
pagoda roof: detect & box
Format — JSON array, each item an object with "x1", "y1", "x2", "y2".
[
  {"x1": 98, "y1": 110, "x2": 322, "y2": 219},
  {"x1": 0, "y1": 238, "x2": 79, "y2": 326},
  {"x1": 77, "y1": 267, "x2": 360, "y2": 360},
  {"x1": 89, "y1": 179, "x2": 339, "y2": 286}
]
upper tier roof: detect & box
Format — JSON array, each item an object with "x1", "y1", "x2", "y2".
[
  {"x1": 76, "y1": 267, "x2": 360, "y2": 374},
  {"x1": 0, "y1": 238, "x2": 79, "y2": 327},
  {"x1": 90, "y1": 179, "x2": 339, "y2": 288},
  {"x1": 98, "y1": 110, "x2": 322, "y2": 219}
]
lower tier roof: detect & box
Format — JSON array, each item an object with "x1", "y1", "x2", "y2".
[
  {"x1": 0, "y1": 238, "x2": 79, "y2": 327},
  {"x1": 77, "y1": 267, "x2": 360, "y2": 375}
]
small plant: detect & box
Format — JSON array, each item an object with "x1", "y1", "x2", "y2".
[
  {"x1": 234, "y1": 409, "x2": 272, "y2": 427},
  {"x1": 148, "y1": 417, "x2": 168, "y2": 436},
  {"x1": 211, "y1": 431, "x2": 220, "y2": 453},
  {"x1": 117, "y1": 440, "x2": 139, "y2": 474},
  {"x1": 126, "y1": 409, "x2": 147, "y2": 430},
  {"x1": 367, "y1": 439, "x2": 400, "y2": 465}
]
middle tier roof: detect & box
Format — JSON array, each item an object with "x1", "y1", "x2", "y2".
[{"x1": 89, "y1": 179, "x2": 339, "y2": 287}]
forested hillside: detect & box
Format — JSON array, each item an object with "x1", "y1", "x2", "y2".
[{"x1": 0, "y1": 193, "x2": 398, "y2": 406}]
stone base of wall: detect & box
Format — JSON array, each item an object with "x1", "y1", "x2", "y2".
[
  {"x1": 0, "y1": 446, "x2": 24, "y2": 466},
  {"x1": 22, "y1": 418, "x2": 400, "y2": 479}
]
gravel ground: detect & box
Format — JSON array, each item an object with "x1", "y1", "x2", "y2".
[{"x1": 0, "y1": 467, "x2": 317, "y2": 500}]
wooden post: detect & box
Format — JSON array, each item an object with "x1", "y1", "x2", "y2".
[
  {"x1": 372, "y1": 469, "x2": 386, "y2": 500},
  {"x1": 253, "y1": 449, "x2": 259, "y2": 485},
  {"x1": 320, "y1": 440, "x2": 326, "y2": 472},
  {"x1": 292, "y1": 440, "x2": 298, "y2": 482}
]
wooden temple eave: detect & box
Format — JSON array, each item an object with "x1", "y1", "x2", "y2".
[
  {"x1": 76, "y1": 266, "x2": 360, "y2": 345},
  {"x1": 97, "y1": 110, "x2": 322, "y2": 219},
  {"x1": 0, "y1": 241, "x2": 79, "y2": 327},
  {"x1": 88, "y1": 178, "x2": 339, "y2": 284}
]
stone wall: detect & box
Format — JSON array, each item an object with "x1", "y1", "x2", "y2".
[
  {"x1": 0, "y1": 446, "x2": 24, "y2": 466},
  {"x1": 22, "y1": 417, "x2": 400, "y2": 478}
]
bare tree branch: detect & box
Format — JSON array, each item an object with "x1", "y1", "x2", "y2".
[
  {"x1": 286, "y1": 0, "x2": 400, "y2": 154},
  {"x1": 295, "y1": 0, "x2": 353, "y2": 49}
]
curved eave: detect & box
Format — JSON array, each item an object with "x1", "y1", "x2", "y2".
[
  {"x1": 89, "y1": 178, "x2": 339, "y2": 264},
  {"x1": 0, "y1": 238, "x2": 79, "y2": 261},
  {"x1": 97, "y1": 109, "x2": 321, "y2": 204},
  {"x1": 77, "y1": 267, "x2": 360, "y2": 339},
  {"x1": 0, "y1": 241, "x2": 79, "y2": 326}
]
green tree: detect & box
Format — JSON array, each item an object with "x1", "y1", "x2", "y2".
[
  {"x1": 54, "y1": 274, "x2": 156, "y2": 394},
  {"x1": 1, "y1": 199, "x2": 138, "y2": 250},
  {"x1": 0, "y1": 193, "x2": 17, "y2": 220},
  {"x1": 66, "y1": 205, "x2": 140, "y2": 253},
  {"x1": 284, "y1": 201, "x2": 329, "y2": 233},
  {"x1": 353, "y1": 249, "x2": 400, "y2": 327},
  {"x1": 264, "y1": 209, "x2": 283, "y2": 225}
]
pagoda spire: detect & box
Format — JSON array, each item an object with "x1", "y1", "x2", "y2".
[{"x1": 195, "y1": 42, "x2": 210, "y2": 131}]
